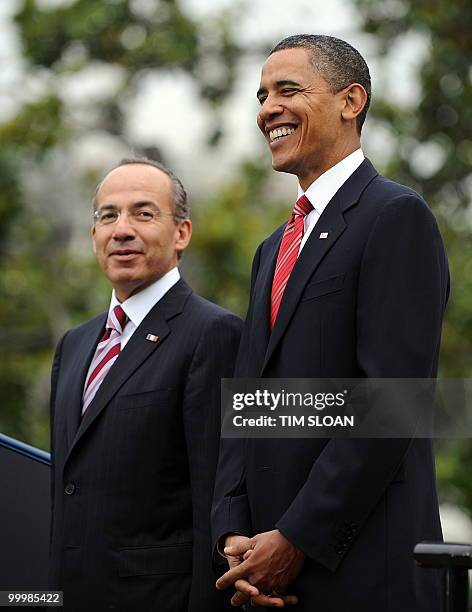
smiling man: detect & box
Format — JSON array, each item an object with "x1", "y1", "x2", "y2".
[
  {"x1": 49, "y1": 158, "x2": 242, "y2": 611},
  {"x1": 212, "y1": 35, "x2": 449, "y2": 611}
]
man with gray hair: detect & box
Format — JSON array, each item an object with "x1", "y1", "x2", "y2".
[
  {"x1": 49, "y1": 158, "x2": 242, "y2": 610},
  {"x1": 213, "y1": 34, "x2": 448, "y2": 611}
]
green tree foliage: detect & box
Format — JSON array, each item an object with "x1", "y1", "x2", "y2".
[
  {"x1": 355, "y1": 0, "x2": 472, "y2": 376},
  {"x1": 14, "y1": 0, "x2": 241, "y2": 141},
  {"x1": 355, "y1": 0, "x2": 472, "y2": 515},
  {"x1": 189, "y1": 159, "x2": 287, "y2": 316},
  {"x1": 0, "y1": 153, "x2": 22, "y2": 249}
]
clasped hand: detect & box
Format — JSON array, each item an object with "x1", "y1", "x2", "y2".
[{"x1": 216, "y1": 529, "x2": 304, "y2": 607}]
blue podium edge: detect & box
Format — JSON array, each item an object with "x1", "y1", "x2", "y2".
[{"x1": 0, "y1": 433, "x2": 51, "y2": 466}]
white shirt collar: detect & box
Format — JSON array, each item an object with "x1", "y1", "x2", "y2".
[
  {"x1": 297, "y1": 149, "x2": 365, "y2": 214},
  {"x1": 109, "y1": 266, "x2": 180, "y2": 328}
]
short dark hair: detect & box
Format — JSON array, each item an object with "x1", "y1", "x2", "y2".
[
  {"x1": 270, "y1": 34, "x2": 371, "y2": 132},
  {"x1": 93, "y1": 157, "x2": 190, "y2": 221}
]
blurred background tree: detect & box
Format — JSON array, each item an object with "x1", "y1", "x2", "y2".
[
  {"x1": 0, "y1": 0, "x2": 470, "y2": 519},
  {"x1": 353, "y1": 0, "x2": 472, "y2": 518}
]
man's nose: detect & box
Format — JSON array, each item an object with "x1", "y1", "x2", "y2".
[
  {"x1": 111, "y1": 212, "x2": 136, "y2": 239},
  {"x1": 258, "y1": 95, "x2": 284, "y2": 123}
]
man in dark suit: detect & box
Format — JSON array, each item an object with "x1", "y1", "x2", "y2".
[
  {"x1": 49, "y1": 158, "x2": 242, "y2": 611},
  {"x1": 212, "y1": 35, "x2": 449, "y2": 611}
]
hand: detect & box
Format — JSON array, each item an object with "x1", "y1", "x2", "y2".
[
  {"x1": 231, "y1": 550, "x2": 298, "y2": 608},
  {"x1": 217, "y1": 530, "x2": 304, "y2": 603},
  {"x1": 220, "y1": 534, "x2": 298, "y2": 608}
]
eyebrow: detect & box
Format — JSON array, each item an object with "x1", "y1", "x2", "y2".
[
  {"x1": 257, "y1": 79, "x2": 302, "y2": 98},
  {"x1": 97, "y1": 200, "x2": 159, "y2": 211}
]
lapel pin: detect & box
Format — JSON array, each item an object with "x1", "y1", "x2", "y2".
[
  {"x1": 319, "y1": 232, "x2": 329, "y2": 239},
  {"x1": 146, "y1": 334, "x2": 159, "y2": 343}
]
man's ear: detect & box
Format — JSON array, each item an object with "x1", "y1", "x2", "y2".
[
  {"x1": 91, "y1": 225, "x2": 97, "y2": 254},
  {"x1": 341, "y1": 83, "x2": 367, "y2": 123},
  {"x1": 175, "y1": 219, "x2": 192, "y2": 254}
]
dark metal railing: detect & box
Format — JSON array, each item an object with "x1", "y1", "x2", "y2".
[
  {"x1": 0, "y1": 432, "x2": 51, "y2": 466},
  {"x1": 415, "y1": 542, "x2": 472, "y2": 612}
]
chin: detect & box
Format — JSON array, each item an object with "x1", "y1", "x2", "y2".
[
  {"x1": 109, "y1": 272, "x2": 139, "y2": 287},
  {"x1": 272, "y1": 157, "x2": 295, "y2": 174}
]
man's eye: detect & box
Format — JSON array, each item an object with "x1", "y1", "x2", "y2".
[
  {"x1": 101, "y1": 211, "x2": 118, "y2": 221},
  {"x1": 281, "y1": 88, "x2": 297, "y2": 95},
  {"x1": 257, "y1": 96, "x2": 267, "y2": 105},
  {"x1": 134, "y1": 210, "x2": 155, "y2": 221}
]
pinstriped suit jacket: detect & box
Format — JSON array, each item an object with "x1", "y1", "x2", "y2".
[{"x1": 50, "y1": 278, "x2": 242, "y2": 611}]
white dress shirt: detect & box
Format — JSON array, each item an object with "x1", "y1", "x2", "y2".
[
  {"x1": 298, "y1": 148, "x2": 365, "y2": 252},
  {"x1": 108, "y1": 266, "x2": 180, "y2": 348}
]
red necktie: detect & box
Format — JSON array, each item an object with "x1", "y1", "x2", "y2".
[
  {"x1": 270, "y1": 194, "x2": 313, "y2": 329},
  {"x1": 82, "y1": 305, "x2": 128, "y2": 415}
]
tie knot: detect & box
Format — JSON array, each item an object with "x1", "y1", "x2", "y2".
[
  {"x1": 108, "y1": 305, "x2": 127, "y2": 333},
  {"x1": 293, "y1": 194, "x2": 313, "y2": 218}
]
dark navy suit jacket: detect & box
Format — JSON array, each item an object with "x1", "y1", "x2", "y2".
[
  {"x1": 50, "y1": 278, "x2": 242, "y2": 611},
  {"x1": 212, "y1": 160, "x2": 449, "y2": 612}
]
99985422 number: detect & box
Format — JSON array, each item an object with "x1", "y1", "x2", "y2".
[{"x1": 1, "y1": 591, "x2": 62, "y2": 606}]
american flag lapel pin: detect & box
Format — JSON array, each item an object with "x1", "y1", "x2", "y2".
[
  {"x1": 319, "y1": 232, "x2": 329, "y2": 239},
  {"x1": 146, "y1": 334, "x2": 159, "y2": 343}
]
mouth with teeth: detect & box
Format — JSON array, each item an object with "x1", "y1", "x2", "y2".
[{"x1": 268, "y1": 126, "x2": 297, "y2": 142}]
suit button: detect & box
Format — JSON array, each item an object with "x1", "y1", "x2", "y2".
[{"x1": 65, "y1": 482, "x2": 76, "y2": 495}]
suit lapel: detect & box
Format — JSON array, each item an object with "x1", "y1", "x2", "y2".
[
  {"x1": 262, "y1": 159, "x2": 378, "y2": 374},
  {"x1": 64, "y1": 314, "x2": 107, "y2": 448},
  {"x1": 66, "y1": 279, "x2": 192, "y2": 463},
  {"x1": 251, "y1": 228, "x2": 284, "y2": 369}
]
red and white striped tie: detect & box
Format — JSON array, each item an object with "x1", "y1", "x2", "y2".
[
  {"x1": 270, "y1": 194, "x2": 313, "y2": 329},
  {"x1": 82, "y1": 305, "x2": 128, "y2": 415}
]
